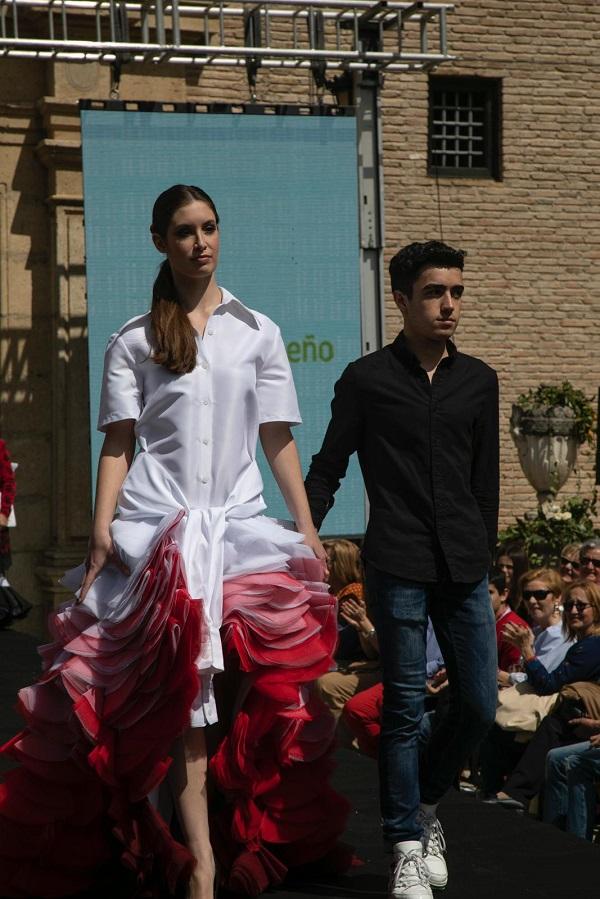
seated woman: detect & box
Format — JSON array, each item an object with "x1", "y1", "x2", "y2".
[
  {"x1": 495, "y1": 579, "x2": 600, "y2": 810},
  {"x1": 480, "y1": 568, "x2": 573, "y2": 796},
  {"x1": 499, "y1": 567, "x2": 573, "y2": 686},
  {"x1": 559, "y1": 543, "x2": 582, "y2": 584},
  {"x1": 315, "y1": 539, "x2": 380, "y2": 723},
  {"x1": 544, "y1": 717, "x2": 600, "y2": 840},
  {"x1": 496, "y1": 543, "x2": 530, "y2": 616},
  {"x1": 341, "y1": 621, "x2": 445, "y2": 758},
  {"x1": 489, "y1": 571, "x2": 529, "y2": 672}
]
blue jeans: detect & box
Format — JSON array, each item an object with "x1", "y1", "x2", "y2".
[
  {"x1": 366, "y1": 565, "x2": 497, "y2": 844},
  {"x1": 544, "y1": 742, "x2": 600, "y2": 840}
]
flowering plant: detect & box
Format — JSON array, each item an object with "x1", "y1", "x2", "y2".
[
  {"x1": 498, "y1": 493, "x2": 599, "y2": 568},
  {"x1": 515, "y1": 381, "x2": 595, "y2": 446}
]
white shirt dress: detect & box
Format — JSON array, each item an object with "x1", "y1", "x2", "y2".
[{"x1": 63, "y1": 288, "x2": 316, "y2": 726}]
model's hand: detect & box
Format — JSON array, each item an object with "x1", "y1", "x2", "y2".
[
  {"x1": 590, "y1": 733, "x2": 600, "y2": 747},
  {"x1": 302, "y1": 526, "x2": 328, "y2": 568},
  {"x1": 502, "y1": 622, "x2": 534, "y2": 657},
  {"x1": 78, "y1": 531, "x2": 130, "y2": 603},
  {"x1": 0, "y1": 513, "x2": 8, "y2": 527},
  {"x1": 497, "y1": 669, "x2": 512, "y2": 688},
  {"x1": 339, "y1": 596, "x2": 369, "y2": 631}
]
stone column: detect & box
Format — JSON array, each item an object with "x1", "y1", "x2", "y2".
[{"x1": 35, "y1": 98, "x2": 91, "y2": 614}]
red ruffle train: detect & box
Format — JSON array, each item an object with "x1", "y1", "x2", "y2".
[{"x1": 0, "y1": 531, "x2": 348, "y2": 897}]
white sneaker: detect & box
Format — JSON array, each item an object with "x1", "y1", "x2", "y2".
[
  {"x1": 417, "y1": 810, "x2": 448, "y2": 889},
  {"x1": 389, "y1": 842, "x2": 433, "y2": 899}
]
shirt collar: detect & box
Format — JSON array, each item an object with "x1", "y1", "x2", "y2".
[
  {"x1": 391, "y1": 330, "x2": 457, "y2": 370},
  {"x1": 214, "y1": 287, "x2": 261, "y2": 330}
]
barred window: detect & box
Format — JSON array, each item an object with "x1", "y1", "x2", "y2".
[{"x1": 428, "y1": 77, "x2": 501, "y2": 179}]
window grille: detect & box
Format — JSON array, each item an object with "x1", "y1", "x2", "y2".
[{"x1": 429, "y1": 77, "x2": 501, "y2": 179}]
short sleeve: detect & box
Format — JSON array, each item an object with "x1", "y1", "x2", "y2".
[
  {"x1": 97, "y1": 333, "x2": 143, "y2": 432},
  {"x1": 256, "y1": 326, "x2": 301, "y2": 426}
]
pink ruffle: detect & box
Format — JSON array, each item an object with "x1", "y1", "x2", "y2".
[
  {"x1": 0, "y1": 519, "x2": 200, "y2": 898},
  {"x1": 0, "y1": 542, "x2": 349, "y2": 897},
  {"x1": 212, "y1": 556, "x2": 350, "y2": 896}
]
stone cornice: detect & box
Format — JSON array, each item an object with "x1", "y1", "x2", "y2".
[{"x1": 35, "y1": 138, "x2": 82, "y2": 171}]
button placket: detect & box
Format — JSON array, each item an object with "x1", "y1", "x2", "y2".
[{"x1": 196, "y1": 334, "x2": 214, "y2": 497}]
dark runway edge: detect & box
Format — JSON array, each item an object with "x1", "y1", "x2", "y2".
[{"x1": 1, "y1": 629, "x2": 598, "y2": 899}]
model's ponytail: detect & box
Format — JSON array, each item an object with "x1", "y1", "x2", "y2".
[
  {"x1": 150, "y1": 260, "x2": 197, "y2": 374},
  {"x1": 149, "y1": 183, "x2": 219, "y2": 375}
]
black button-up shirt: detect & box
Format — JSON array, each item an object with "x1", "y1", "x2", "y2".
[{"x1": 305, "y1": 332, "x2": 499, "y2": 584}]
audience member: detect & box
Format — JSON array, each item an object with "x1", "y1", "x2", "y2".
[
  {"x1": 341, "y1": 622, "x2": 445, "y2": 758},
  {"x1": 580, "y1": 538, "x2": 600, "y2": 586},
  {"x1": 544, "y1": 717, "x2": 600, "y2": 840},
  {"x1": 316, "y1": 539, "x2": 379, "y2": 723},
  {"x1": 480, "y1": 568, "x2": 573, "y2": 797},
  {"x1": 496, "y1": 544, "x2": 530, "y2": 614},
  {"x1": 489, "y1": 571, "x2": 529, "y2": 671},
  {"x1": 499, "y1": 568, "x2": 572, "y2": 686},
  {"x1": 495, "y1": 580, "x2": 600, "y2": 810},
  {"x1": 0, "y1": 438, "x2": 30, "y2": 627},
  {"x1": 559, "y1": 543, "x2": 582, "y2": 583}
]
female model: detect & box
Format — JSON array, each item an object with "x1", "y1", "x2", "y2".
[{"x1": 0, "y1": 185, "x2": 347, "y2": 899}]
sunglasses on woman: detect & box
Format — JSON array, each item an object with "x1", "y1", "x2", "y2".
[
  {"x1": 580, "y1": 556, "x2": 600, "y2": 569},
  {"x1": 564, "y1": 599, "x2": 592, "y2": 613},
  {"x1": 522, "y1": 588, "x2": 552, "y2": 601},
  {"x1": 560, "y1": 557, "x2": 580, "y2": 570}
]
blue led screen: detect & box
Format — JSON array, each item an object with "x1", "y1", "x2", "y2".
[{"x1": 81, "y1": 107, "x2": 365, "y2": 535}]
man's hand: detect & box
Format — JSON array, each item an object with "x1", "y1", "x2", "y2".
[{"x1": 0, "y1": 513, "x2": 8, "y2": 527}]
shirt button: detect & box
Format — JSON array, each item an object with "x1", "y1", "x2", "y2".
[
  {"x1": 202, "y1": 438, "x2": 209, "y2": 445},
  {"x1": 201, "y1": 361, "x2": 208, "y2": 370},
  {"x1": 207, "y1": 329, "x2": 214, "y2": 336},
  {"x1": 203, "y1": 399, "x2": 209, "y2": 406},
  {"x1": 201, "y1": 477, "x2": 208, "y2": 484}
]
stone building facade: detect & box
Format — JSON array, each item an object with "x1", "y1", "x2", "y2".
[{"x1": 0, "y1": 0, "x2": 598, "y2": 634}]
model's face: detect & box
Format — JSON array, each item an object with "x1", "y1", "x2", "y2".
[
  {"x1": 580, "y1": 546, "x2": 600, "y2": 585},
  {"x1": 394, "y1": 266, "x2": 463, "y2": 344},
  {"x1": 153, "y1": 199, "x2": 219, "y2": 280},
  {"x1": 489, "y1": 583, "x2": 508, "y2": 616},
  {"x1": 564, "y1": 586, "x2": 597, "y2": 638},
  {"x1": 522, "y1": 579, "x2": 557, "y2": 628}
]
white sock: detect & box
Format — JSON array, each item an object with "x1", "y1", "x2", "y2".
[
  {"x1": 419, "y1": 802, "x2": 438, "y2": 818},
  {"x1": 392, "y1": 840, "x2": 422, "y2": 856}
]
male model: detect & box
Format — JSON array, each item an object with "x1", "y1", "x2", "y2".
[{"x1": 305, "y1": 241, "x2": 499, "y2": 898}]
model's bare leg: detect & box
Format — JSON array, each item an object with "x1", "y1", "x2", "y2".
[{"x1": 171, "y1": 726, "x2": 215, "y2": 899}]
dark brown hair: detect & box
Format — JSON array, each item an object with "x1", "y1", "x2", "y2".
[{"x1": 150, "y1": 184, "x2": 219, "y2": 374}]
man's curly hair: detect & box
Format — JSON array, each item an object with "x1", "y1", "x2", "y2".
[{"x1": 389, "y1": 240, "x2": 466, "y2": 297}]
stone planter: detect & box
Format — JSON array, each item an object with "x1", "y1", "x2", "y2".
[{"x1": 510, "y1": 404, "x2": 580, "y2": 505}]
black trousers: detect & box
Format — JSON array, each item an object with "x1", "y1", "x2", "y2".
[{"x1": 503, "y1": 712, "x2": 575, "y2": 806}]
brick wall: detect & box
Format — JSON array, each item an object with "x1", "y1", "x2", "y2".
[{"x1": 380, "y1": 0, "x2": 600, "y2": 526}]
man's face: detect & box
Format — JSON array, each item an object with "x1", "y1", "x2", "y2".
[{"x1": 394, "y1": 266, "x2": 464, "y2": 344}]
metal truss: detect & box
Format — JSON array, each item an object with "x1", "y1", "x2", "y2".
[{"x1": 0, "y1": 0, "x2": 455, "y2": 71}]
